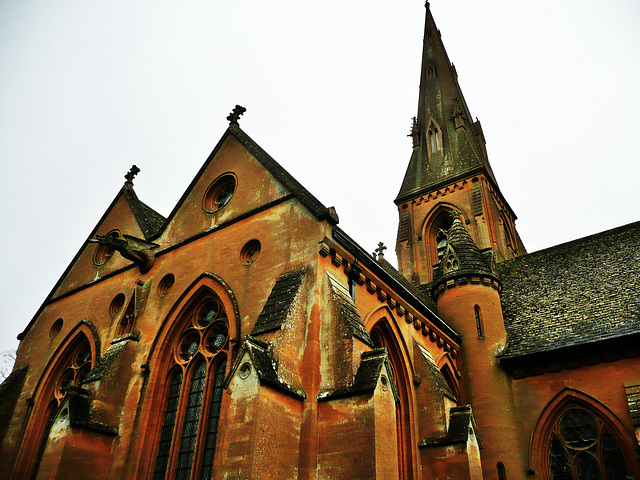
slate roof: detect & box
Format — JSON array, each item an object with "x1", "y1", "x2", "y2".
[
  {"x1": 420, "y1": 405, "x2": 479, "y2": 448},
  {"x1": 317, "y1": 349, "x2": 393, "y2": 400},
  {"x1": 418, "y1": 345, "x2": 456, "y2": 401},
  {"x1": 122, "y1": 186, "x2": 166, "y2": 240},
  {"x1": 327, "y1": 273, "x2": 374, "y2": 347},
  {"x1": 498, "y1": 221, "x2": 640, "y2": 359},
  {"x1": 234, "y1": 336, "x2": 306, "y2": 399},
  {"x1": 251, "y1": 268, "x2": 306, "y2": 335}
]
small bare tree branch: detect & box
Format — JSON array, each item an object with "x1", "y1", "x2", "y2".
[{"x1": 0, "y1": 349, "x2": 17, "y2": 383}]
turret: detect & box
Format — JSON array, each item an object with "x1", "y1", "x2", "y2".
[{"x1": 432, "y1": 217, "x2": 527, "y2": 478}]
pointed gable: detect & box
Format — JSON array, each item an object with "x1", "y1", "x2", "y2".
[
  {"x1": 18, "y1": 183, "x2": 164, "y2": 340},
  {"x1": 157, "y1": 124, "x2": 338, "y2": 247}
]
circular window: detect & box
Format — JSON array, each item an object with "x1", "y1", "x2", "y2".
[
  {"x1": 203, "y1": 174, "x2": 236, "y2": 213},
  {"x1": 92, "y1": 230, "x2": 121, "y2": 267},
  {"x1": 238, "y1": 362, "x2": 251, "y2": 380},
  {"x1": 50, "y1": 318, "x2": 63, "y2": 339},
  {"x1": 74, "y1": 346, "x2": 91, "y2": 368},
  {"x1": 109, "y1": 294, "x2": 126, "y2": 317},
  {"x1": 178, "y1": 331, "x2": 200, "y2": 362},
  {"x1": 157, "y1": 274, "x2": 175, "y2": 298},
  {"x1": 380, "y1": 375, "x2": 389, "y2": 391},
  {"x1": 57, "y1": 369, "x2": 75, "y2": 397},
  {"x1": 196, "y1": 300, "x2": 221, "y2": 327},
  {"x1": 241, "y1": 239, "x2": 261, "y2": 265},
  {"x1": 205, "y1": 324, "x2": 228, "y2": 353}
]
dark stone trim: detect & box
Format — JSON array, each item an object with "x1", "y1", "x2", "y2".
[
  {"x1": 332, "y1": 227, "x2": 461, "y2": 343},
  {"x1": 499, "y1": 332, "x2": 640, "y2": 377}
]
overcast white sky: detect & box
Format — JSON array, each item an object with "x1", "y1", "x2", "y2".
[{"x1": 1, "y1": 1, "x2": 639, "y2": 355}]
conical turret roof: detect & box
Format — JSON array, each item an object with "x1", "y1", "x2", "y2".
[{"x1": 432, "y1": 218, "x2": 496, "y2": 291}]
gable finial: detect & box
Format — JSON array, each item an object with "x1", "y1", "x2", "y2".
[
  {"x1": 124, "y1": 165, "x2": 140, "y2": 186},
  {"x1": 227, "y1": 105, "x2": 247, "y2": 126},
  {"x1": 374, "y1": 242, "x2": 387, "y2": 261}
]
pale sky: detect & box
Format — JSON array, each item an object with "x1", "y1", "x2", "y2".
[{"x1": 1, "y1": 0, "x2": 639, "y2": 355}]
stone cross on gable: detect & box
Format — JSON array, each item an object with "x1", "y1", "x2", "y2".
[
  {"x1": 124, "y1": 165, "x2": 140, "y2": 186},
  {"x1": 227, "y1": 105, "x2": 247, "y2": 126},
  {"x1": 375, "y1": 242, "x2": 387, "y2": 261}
]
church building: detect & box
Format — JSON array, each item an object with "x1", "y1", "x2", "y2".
[{"x1": 1, "y1": 4, "x2": 639, "y2": 479}]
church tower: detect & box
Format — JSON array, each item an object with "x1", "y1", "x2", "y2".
[{"x1": 395, "y1": 3, "x2": 526, "y2": 286}]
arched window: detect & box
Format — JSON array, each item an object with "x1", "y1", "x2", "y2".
[
  {"x1": 369, "y1": 321, "x2": 413, "y2": 480},
  {"x1": 152, "y1": 294, "x2": 229, "y2": 480},
  {"x1": 427, "y1": 121, "x2": 442, "y2": 154},
  {"x1": 546, "y1": 406, "x2": 630, "y2": 480},
  {"x1": 497, "y1": 462, "x2": 507, "y2": 480},
  {"x1": 30, "y1": 335, "x2": 93, "y2": 479},
  {"x1": 435, "y1": 217, "x2": 453, "y2": 262}
]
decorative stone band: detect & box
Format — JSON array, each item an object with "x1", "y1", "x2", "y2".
[
  {"x1": 319, "y1": 240, "x2": 458, "y2": 360},
  {"x1": 432, "y1": 274, "x2": 501, "y2": 301}
]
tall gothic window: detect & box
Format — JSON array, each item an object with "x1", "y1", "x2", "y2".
[
  {"x1": 547, "y1": 406, "x2": 630, "y2": 480},
  {"x1": 153, "y1": 295, "x2": 229, "y2": 480}
]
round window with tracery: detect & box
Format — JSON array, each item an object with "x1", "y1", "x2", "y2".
[{"x1": 203, "y1": 174, "x2": 236, "y2": 213}]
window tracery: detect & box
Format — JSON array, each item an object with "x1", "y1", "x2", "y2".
[
  {"x1": 547, "y1": 406, "x2": 630, "y2": 480},
  {"x1": 153, "y1": 294, "x2": 229, "y2": 480},
  {"x1": 30, "y1": 336, "x2": 93, "y2": 479}
]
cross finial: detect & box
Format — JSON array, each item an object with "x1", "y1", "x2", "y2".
[
  {"x1": 124, "y1": 165, "x2": 140, "y2": 186},
  {"x1": 374, "y1": 242, "x2": 387, "y2": 261},
  {"x1": 227, "y1": 105, "x2": 247, "y2": 126}
]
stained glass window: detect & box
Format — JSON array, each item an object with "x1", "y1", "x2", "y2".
[
  {"x1": 548, "y1": 407, "x2": 630, "y2": 480},
  {"x1": 153, "y1": 293, "x2": 229, "y2": 479}
]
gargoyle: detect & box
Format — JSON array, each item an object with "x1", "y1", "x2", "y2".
[{"x1": 90, "y1": 235, "x2": 156, "y2": 274}]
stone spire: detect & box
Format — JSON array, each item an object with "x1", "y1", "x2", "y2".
[{"x1": 395, "y1": 3, "x2": 497, "y2": 204}]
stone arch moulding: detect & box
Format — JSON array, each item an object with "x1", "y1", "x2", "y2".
[
  {"x1": 363, "y1": 305, "x2": 415, "y2": 381},
  {"x1": 436, "y1": 352, "x2": 460, "y2": 401},
  {"x1": 421, "y1": 202, "x2": 469, "y2": 270},
  {"x1": 528, "y1": 387, "x2": 639, "y2": 479},
  {"x1": 145, "y1": 272, "x2": 241, "y2": 369},
  {"x1": 421, "y1": 202, "x2": 470, "y2": 238},
  {"x1": 364, "y1": 305, "x2": 419, "y2": 480},
  {"x1": 132, "y1": 272, "x2": 240, "y2": 478},
  {"x1": 14, "y1": 320, "x2": 100, "y2": 478},
  {"x1": 29, "y1": 320, "x2": 101, "y2": 408}
]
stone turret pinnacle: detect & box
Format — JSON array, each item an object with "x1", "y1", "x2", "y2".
[
  {"x1": 396, "y1": 4, "x2": 496, "y2": 204},
  {"x1": 431, "y1": 218, "x2": 498, "y2": 297}
]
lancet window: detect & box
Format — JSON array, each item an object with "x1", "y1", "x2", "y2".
[
  {"x1": 153, "y1": 294, "x2": 229, "y2": 480},
  {"x1": 427, "y1": 121, "x2": 442, "y2": 153}
]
